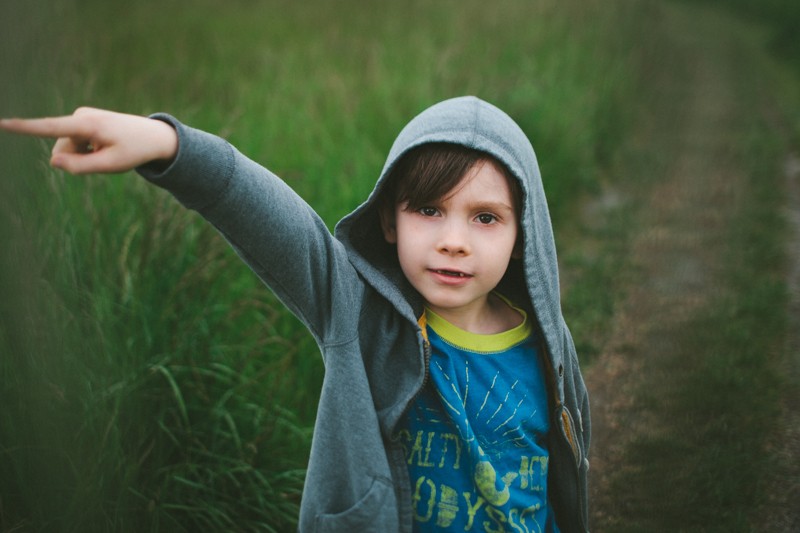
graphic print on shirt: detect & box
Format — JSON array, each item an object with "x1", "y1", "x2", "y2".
[{"x1": 398, "y1": 310, "x2": 559, "y2": 532}]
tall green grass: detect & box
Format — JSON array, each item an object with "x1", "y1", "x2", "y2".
[{"x1": 1, "y1": 0, "x2": 660, "y2": 529}]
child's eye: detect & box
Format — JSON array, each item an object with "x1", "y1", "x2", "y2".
[
  {"x1": 418, "y1": 206, "x2": 439, "y2": 217},
  {"x1": 476, "y1": 213, "x2": 497, "y2": 224}
]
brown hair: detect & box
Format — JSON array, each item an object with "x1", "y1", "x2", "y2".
[{"x1": 380, "y1": 143, "x2": 522, "y2": 218}]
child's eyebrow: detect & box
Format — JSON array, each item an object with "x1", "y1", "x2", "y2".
[{"x1": 468, "y1": 200, "x2": 515, "y2": 213}]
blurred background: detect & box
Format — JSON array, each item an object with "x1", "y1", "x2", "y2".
[{"x1": 1, "y1": 0, "x2": 798, "y2": 530}]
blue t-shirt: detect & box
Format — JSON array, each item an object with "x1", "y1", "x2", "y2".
[{"x1": 398, "y1": 307, "x2": 559, "y2": 532}]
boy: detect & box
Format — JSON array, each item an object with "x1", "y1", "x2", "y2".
[{"x1": 1, "y1": 96, "x2": 590, "y2": 532}]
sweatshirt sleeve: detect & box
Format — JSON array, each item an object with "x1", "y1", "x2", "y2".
[{"x1": 137, "y1": 114, "x2": 361, "y2": 345}]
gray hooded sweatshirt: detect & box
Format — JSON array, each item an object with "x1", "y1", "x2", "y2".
[{"x1": 140, "y1": 96, "x2": 590, "y2": 532}]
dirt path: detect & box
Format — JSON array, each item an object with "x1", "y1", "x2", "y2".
[
  {"x1": 760, "y1": 151, "x2": 800, "y2": 530},
  {"x1": 581, "y1": 5, "x2": 800, "y2": 531}
]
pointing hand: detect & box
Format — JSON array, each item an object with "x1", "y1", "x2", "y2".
[{"x1": 0, "y1": 107, "x2": 178, "y2": 175}]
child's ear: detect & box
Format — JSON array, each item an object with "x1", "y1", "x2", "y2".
[
  {"x1": 511, "y1": 237, "x2": 523, "y2": 259},
  {"x1": 379, "y1": 205, "x2": 397, "y2": 244}
]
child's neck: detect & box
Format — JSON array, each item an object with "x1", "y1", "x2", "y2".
[{"x1": 426, "y1": 293, "x2": 523, "y2": 335}]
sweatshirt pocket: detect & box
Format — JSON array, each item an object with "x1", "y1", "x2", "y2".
[{"x1": 314, "y1": 476, "x2": 396, "y2": 533}]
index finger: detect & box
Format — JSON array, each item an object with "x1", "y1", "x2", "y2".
[{"x1": 0, "y1": 115, "x2": 94, "y2": 139}]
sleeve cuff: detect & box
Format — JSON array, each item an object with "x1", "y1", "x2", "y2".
[{"x1": 136, "y1": 113, "x2": 235, "y2": 212}]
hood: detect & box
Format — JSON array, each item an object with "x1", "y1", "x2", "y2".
[{"x1": 335, "y1": 96, "x2": 565, "y2": 359}]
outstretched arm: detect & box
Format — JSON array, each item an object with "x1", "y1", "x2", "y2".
[
  {"x1": 0, "y1": 107, "x2": 178, "y2": 174},
  {"x1": 4, "y1": 108, "x2": 363, "y2": 344}
]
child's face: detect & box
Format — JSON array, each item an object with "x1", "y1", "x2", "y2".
[{"x1": 382, "y1": 159, "x2": 520, "y2": 326}]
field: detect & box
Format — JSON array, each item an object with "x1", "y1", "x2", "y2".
[{"x1": 1, "y1": 0, "x2": 798, "y2": 531}]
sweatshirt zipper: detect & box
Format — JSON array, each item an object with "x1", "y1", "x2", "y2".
[
  {"x1": 416, "y1": 311, "x2": 432, "y2": 392},
  {"x1": 389, "y1": 312, "x2": 433, "y2": 450},
  {"x1": 390, "y1": 316, "x2": 431, "y2": 533},
  {"x1": 539, "y1": 334, "x2": 588, "y2": 531},
  {"x1": 401, "y1": 339, "x2": 432, "y2": 425}
]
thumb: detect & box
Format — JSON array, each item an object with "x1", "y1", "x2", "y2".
[
  {"x1": 50, "y1": 152, "x2": 90, "y2": 174},
  {"x1": 51, "y1": 150, "x2": 120, "y2": 175}
]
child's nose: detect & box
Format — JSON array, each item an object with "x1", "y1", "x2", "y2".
[{"x1": 437, "y1": 221, "x2": 470, "y2": 256}]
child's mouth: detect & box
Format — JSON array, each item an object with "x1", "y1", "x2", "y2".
[{"x1": 432, "y1": 269, "x2": 471, "y2": 278}]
